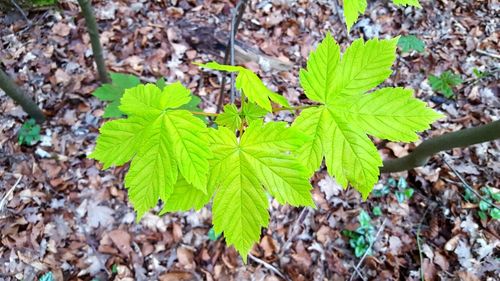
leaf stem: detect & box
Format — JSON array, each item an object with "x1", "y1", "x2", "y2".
[
  {"x1": 189, "y1": 111, "x2": 219, "y2": 117},
  {"x1": 272, "y1": 104, "x2": 319, "y2": 113}
]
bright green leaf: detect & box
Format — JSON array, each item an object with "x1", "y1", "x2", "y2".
[
  {"x1": 242, "y1": 102, "x2": 268, "y2": 123},
  {"x1": 208, "y1": 122, "x2": 313, "y2": 262},
  {"x1": 197, "y1": 62, "x2": 288, "y2": 112},
  {"x1": 398, "y1": 35, "x2": 425, "y2": 53},
  {"x1": 294, "y1": 36, "x2": 442, "y2": 198},
  {"x1": 392, "y1": 0, "x2": 421, "y2": 7},
  {"x1": 160, "y1": 175, "x2": 214, "y2": 213},
  {"x1": 342, "y1": 0, "x2": 420, "y2": 31},
  {"x1": 343, "y1": 0, "x2": 367, "y2": 31},
  {"x1": 216, "y1": 104, "x2": 242, "y2": 131},
  {"x1": 91, "y1": 83, "x2": 212, "y2": 220}
]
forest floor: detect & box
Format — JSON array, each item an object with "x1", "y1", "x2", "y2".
[{"x1": 0, "y1": 0, "x2": 499, "y2": 280}]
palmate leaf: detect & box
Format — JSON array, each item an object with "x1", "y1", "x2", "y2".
[
  {"x1": 343, "y1": 0, "x2": 421, "y2": 30},
  {"x1": 196, "y1": 62, "x2": 290, "y2": 111},
  {"x1": 207, "y1": 122, "x2": 314, "y2": 262},
  {"x1": 90, "y1": 82, "x2": 212, "y2": 219},
  {"x1": 92, "y1": 72, "x2": 141, "y2": 118},
  {"x1": 294, "y1": 33, "x2": 442, "y2": 199},
  {"x1": 398, "y1": 35, "x2": 425, "y2": 53}
]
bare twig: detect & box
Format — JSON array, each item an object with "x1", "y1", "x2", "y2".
[
  {"x1": 349, "y1": 218, "x2": 388, "y2": 281},
  {"x1": 248, "y1": 254, "x2": 290, "y2": 281},
  {"x1": 9, "y1": 0, "x2": 31, "y2": 25},
  {"x1": 229, "y1": 1, "x2": 242, "y2": 103},
  {"x1": 476, "y1": 49, "x2": 500, "y2": 60},
  {"x1": 281, "y1": 207, "x2": 309, "y2": 254},
  {"x1": 0, "y1": 175, "x2": 23, "y2": 212},
  {"x1": 216, "y1": 0, "x2": 248, "y2": 112},
  {"x1": 442, "y1": 156, "x2": 500, "y2": 210},
  {"x1": 416, "y1": 203, "x2": 435, "y2": 281}
]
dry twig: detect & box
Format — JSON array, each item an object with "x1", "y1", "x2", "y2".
[
  {"x1": 0, "y1": 175, "x2": 23, "y2": 213},
  {"x1": 248, "y1": 253, "x2": 290, "y2": 281},
  {"x1": 349, "y1": 218, "x2": 388, "y2": 281}
]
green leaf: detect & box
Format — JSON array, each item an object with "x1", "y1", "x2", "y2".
[
  {"x1": 398, "y1": 35, "x2": 425, "y2": 53},
  {"x1": 397, "y1": 177, "x2": 408, "y2": 189},
  {"x1": 358, "y1": 210, "x2": 371, "y2": 227},
  {"x1": 404, "y1": 188, "x2": 414, "y2": 199},
  {"x1": 18, "y1": 118, "x2": 41, "y2": 146},
  {"x1": 479, "y1": 200, "x2": 490, "y2": 211},
  {"x1": 197, "y1": 62, "x2": 288, "y2": 112},
  {"x1": 330, "y1": 37, "x2": 399, "y2": 100},
  {"x1": 392, "y1": 0, "x2": 421, "y2": 7},
  {"x1": 343, "y1": 0, "x2": 367, "y2": 31},
  {"x1": 342, "y1": 0, "x2": 420, "y2": 31},
  {"x1": 93, "y1": 72, "x2": 141, "y2": 118},
  {"x1": 478, "y1": 210, "x2": 487, "y2": 221},
  {"x1": 299, "y1": 32, "x2": 340, "y2": 103},
  {"x1": 372, "y1": 206, "x2": 382, "y2": 216},
  {"x1": 208, "y1": 227, "x2": 222, "y2": 241},
  {"x1": 160, "y1": 175, "x2": 214, "y2": 213},
  {"x1": 242, "y1": 102, "x2": 268, "y2": 122},
  {"x1": 490, "y1": 208, "x2": 500, "y2": 220},
  {"x1": 429, "y1": 71, "x2": 463, "y2": 98},
  {"x1": 91, "y1": 83, "x2": 212, "y2": 220},
  {"x1": 293, "y1": 36, "x2": 442, "y2": 198},
  {"x1": 89, "y1": 117, "x2": 149, "y2": 169},
  {"x1": 216, "y1": 104, "x2": 242, "y2": 131},
  {"x1": 208, "y1": 122, "x2": 313, "y2": 262}
]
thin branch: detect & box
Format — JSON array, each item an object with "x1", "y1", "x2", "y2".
[
  {"x1": 0, "y1": 175, "x2": 23, "y2": 212},
  {"x1": 189, "y1": 111, "x2": 219, "y2": 117},
  {"x1": 216, "y1": 0, "x2": 248, "y2": 112},
  {"x1": 9, "y1": 0, "x2": 31, "y2": 26},
  {"x1": 77, "y1": 0, "x2": 110, "y2": 83},
  {"x1": 442, "y1": 156, "x2": 500, "y2": 210},
  {"x1": 476, "y1": 49, "x2": 500, "y2": 60},
  {"x1": 0, "y1": 67, "x2": 46, "y2": 123},
  {"x1": 272, "y1": 104, "x2": 319, "y2": 113},
  {"x1": 381, "y1": 120, "x2": 500, "y2": 173},
  {"x1": 416, "y1": 203, "x2": 434, "y2": 281},
  {"x1": 248, "y1": 254, "x2": 290, "y2": 281},
  {"x1": 349, "y1": 218, "x2": 387, "y2": 281}
]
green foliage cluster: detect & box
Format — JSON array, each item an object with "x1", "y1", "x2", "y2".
[
  {"x1": 90, "y1": 34, "x2": 441, "y2": 261},
  {"x1": 373, "y1": 177, "x2": 414, "y2": 203},
  {"x1": 18, "y1": 118, "x2": 41, "y2": 146},
  {"x1": 342, "y1": 210, "x2": 376, "y2": 257},
  {"x1": 429, "y1": 71, "x2": 463, "y2": 98},
  {"x1": 464, "y1": 187, "x2": 500, "y2": 221},
  {"x1": 398, "y1": 35, "x2": 425, "y2": 53},
  {"x1": 93, "y1": 73, "x2": 141, "y2": 118}
]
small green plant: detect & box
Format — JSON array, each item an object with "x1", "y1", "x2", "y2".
[
  {"x1": 372, "y1": 206, "x2": 382, "y2": 216},
  {"x1": 90, "y1": 34, "x2": 441, "y2": 262},
  {"x1": 342, "y1": 210, "x2": 376, "y2": 257},
  {"x1": 472, "y1": 68, "x2": 489, "y2": 79},
  {"x1": 464, "y1": 187, "x2": 500, "y2": 221},
  {"x1": 208, "y1": 227, "x2": 221, "y2": 241},
  {"x1": 343, "y1": 0, "x2": 421, "y2": 30},
  {"x1": 39, "y1": 272, "x2": 54, "y2": 281},
  {"x1": 428, "y1": 70, "x2": 463, "y2": 98},
  {"x1": 18, "y1": 118, "x2": 41, "y2": 146},
  {"x1": 372, "y1": 177, "x2": 414, "y2": 203},
  {"x1": 92, "y1": 72, "x2": 141, "y2": 118},
  {"x1": 398, "y1": 35, "x2": 425, "y2": 53}
]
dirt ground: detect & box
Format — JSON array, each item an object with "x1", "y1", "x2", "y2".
[{"x1": 0, "y1": 0, "x2": 499, "y2": 280}]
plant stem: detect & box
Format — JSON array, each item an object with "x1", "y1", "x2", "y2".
[
  {"x1": 0, "y1": 68, "x2": 45, "y2": 123},
  {"x1": 381, "y1": 120, "x2": 500, "y2": 173},
  {"x1": 216, "y1": 0, "x2": 248, "y2": 112},
  {"x1": 272, "y1": 104, "x2": 319, "y2": 113},
  {"x1": 189, "y1": 111, "x2": 219, "y2": 117},
  {"x1": 77, "y1": 0, "x2": 110, "y2": 83}
]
